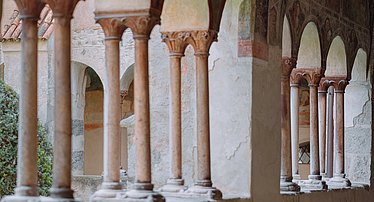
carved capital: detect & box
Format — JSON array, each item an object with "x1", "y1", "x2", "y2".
[
  {"x1": 281, "y1": 57, "x2": 296, "y2": 81},
  {"x1": 97, "y1": 18, "x2": 127, "y2": 40},
  {"x1": 318, "y1": 78, "x2": 332, "y2": 92},
  {"x1": 290, "y1": 68, "x2": 323, "y2": 86},
  {"x1": 325, "y1": 77, "x2": 348, "y2": 93},
  {"x1": 161, "y1": 32, "x2": 190, "y2": 56},
  {"x1": 123, "y1": 15, "x2": 160, "y2": 39},
  {"x1": 185, "y1": 30, "x2": 218, "y2": 55},
  {"x1": 14, "y1": 0, "x2": 45, "y2": 19},
  {"x1": 42, "y1": 0, "x2": 80, "y2": 19},
  {"x1": 120, "y1": 90, "x2": 128, "y2": 104}
]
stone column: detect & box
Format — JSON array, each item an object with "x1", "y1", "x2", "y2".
[
  {"x1": 121, "y1": 16, "x2": 164, "y2": 201},
  {"x1": 299, "y1": 69, "x2": 327, "y2": 190},
  {"x1": 280, "y1": 58, "x2": 300, "y2": 192},
  {"x1": 185, "y1": 30, "x2": 221, "y2": 200},
  {"x1": 91, "y1": 18, "x2": 126, "y2": 200},
  {"x1": 326, "y1": 86, "x2": 334, "y2": 178},
  {"x1": 44, "y1": 0, "x2": 80, "y2": 198},
  {"x1": 160, "y1": 32, "x2": 188, "y2": 193},
  {"x1": 318, "y1": 78, "x2": 329, "y2": 178},
  {"x1": 290, "y1": 71, "x2": 300, "y2": 181},
  {"x1": 3, "y1": 1, "x2": 44, "y2": 200},
  {"x1": 327, "y1": 78, "x2": 351, "y2": 188}
]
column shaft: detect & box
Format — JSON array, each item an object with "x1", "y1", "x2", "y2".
[
  {"x1": 16, "y1": 18, "x2": 39, "y2": 196},
  {"x1": 334, "y1": 91, "x2": 345, "y2": 176},
  {"x1": 309, "y1": 85, "x2": 321, "y2": 179},
  {"x1": 195, "y1": 53, "x2": 212, "y2": 186},
  {"x1": 326, "y1": 87, "x2": 334, "y2": 178},
  {"x1": 281, "y1": 77, "x2": 292, "y2": 181},
  {"x1": 51, "y1": 16, "x2": 74, "y2": 198},
  {"x1": 318, "y1": 91, "x2": 327, "y2": 175},
  {"x1": 103, "y1": 38, "x2": 121, "y2": 186},
  {"x1": 169, "y1": 55, "x2": 182, "y2": 179},
  {"x1": 290, "y1": 85, "x2": 300, "y2": 179},
  {"x1": 134, "y1": 37, "x2": 152, "y2": 186}
]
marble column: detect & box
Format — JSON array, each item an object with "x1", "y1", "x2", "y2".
[
  {"x1": 185, "y1": 30, "x2": 221, "y2": 200},
  {"x1": 327, "y1": 79, "x2": 351, "y2": 188},
  {"x1": 160, "y1": 32, "x2": 188, "y2": 193},
  {"x1": 299, "y1": 69, "x2": 327, "y2": 190},
  {"x1": 326, "y1": 86, "x2": 334, "y2": 178},
  {"x1": 4, "y1": 1, "x2": 44, "y2": 200},
  {"x1": 290, "y1": 72, "x2": 300, "y2": 181},
  {"x1": 91, "y1": 18, "x2": 126, "y2": 200},
  {"x1": 318, "y1": 79, "x2": 329, "y2": 178},
  {"x1": 121, "y1": 16, "x2": 164, "y2": 201},
  {"x1": 44, "y1": 0, "x2": 80, "y2": 198},
  {"x1": 280, "y1": 58, "x2": 300, "y2": 192}
]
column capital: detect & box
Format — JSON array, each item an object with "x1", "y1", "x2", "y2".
[
  {"x1": 97, "y1": 18, "x2": 127, "y2": 40},
  {"x1": 14, "y1": 0, "x2": 45, "y2": 19},
  {"x1": 42, "y1": 0, "x2": 80, "y2": 19},
  {"x1": 185, "y1": 30, "x2": 217, "y2": 55},
  {"x1": 318, "y1": 78, "x2": 332, "y2": 93},
  {"x1": 324, "y1": 77, "x2": 348, "y2": 93},
  {"x1": 161, "y1": 32, "x2": 189, "y2": 56},
  {"x1": 282, "y1": 57, "x2": 296, "y2": 81},
  {"x1": 290, "y1": 68, "x2": 323, "y2": 86},
  {"x1": 123, "y1": 15, "x2": 160, "y2": 39}
]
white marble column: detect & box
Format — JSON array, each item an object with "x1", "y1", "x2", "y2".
[
  {"x1": 290, "y1": 71, "x2": 300, "y2": 181},
  {"x1": 326, "y1": 86, "x2": 334, "y2": 178},
  {"x1": 318, "y1": 79, "x2": 329, "y2": 178}
]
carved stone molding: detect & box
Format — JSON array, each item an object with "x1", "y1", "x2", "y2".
[
  {"x1": 321, "y1": 77, "x2": 348, "y2": 93},
  {"x1": 42, "y1": 0, "x2": 80, "y2": 19},
  {"x1": 161, "y1": 31, "x2": 190, "y2": 56},
  {"x1": 282, "y1": 57, "x2": 297, "y2": 81},
  {"x1": 185, "y1": 30, "x2": 218, "y2": 55},
  {"x1": 97, "y1": 18, "x2": 127, "y2": 40},
  {"x1": 15, "y1": 0, "x2": 45, "y2": 19},
  {"x1": 290, "y1": 68, "x2": 323, "y2": 86},
  {"x1": 123, "y1": 15, "x2": 160, "y2": 39}
]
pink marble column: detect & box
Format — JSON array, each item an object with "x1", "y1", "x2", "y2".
[
  {"x1": 290, "y1": 71, "x2": 301, "y2": 181},
  {"x1": 326, "y1": 86, "x2": 334, "y2": 178},
  {"x1": 11, "y1": 1, "x2": 44, "y2": 198},
  {"x1": 92, "y1": 18, "x2": 127, "y2": 200},
  {"x1": 318, "y1": 78, "x2": 330, "y2": 178},
  {"x1": 160, "y1": 32, "x2": 188, "y2": 193},
  {"x1": 327, "y1": 78, "x2": 351, "y2": 188},
  {"x1": 44, "y1": 0, "x2": 80, "y2": 199},
  {"x1": 280, "y1": 58, "x2": 300, "y2": 192},
  {"x1": 121, "y1": 15, "x2": 164, "y2": 201},
  {"x1": 185, "y1": 30, "x2": 221, "y2": 200}
]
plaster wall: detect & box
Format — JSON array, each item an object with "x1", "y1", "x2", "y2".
[{"x1": 297, "y1": 22, "x2": 321, "y2": 68}]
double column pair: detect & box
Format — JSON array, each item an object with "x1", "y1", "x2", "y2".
[
  {"x1": 318, "y1": 77, "x2": 351, "y2": 188},
  {"x1": 4, "y1": 0, "x2": 80, "y2": 201},
  {"x1": 290, "y1": 68, "x2": 327, "y2": 190},
  {"x1": 159, "y1": 31, "x2": 221, "y2": 199},
  {"x1": 92, "y1": 15, "x2": 165, "y2": 201}
]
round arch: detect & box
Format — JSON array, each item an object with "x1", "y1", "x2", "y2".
[
  {"x1": 325, "y1": 36, "x2": 347, "y2": 77},
  {"x1": 282, "y1": 16, "x2": 292, "y2": 57},
  {"x1": 297, "y1": 22, "x2": 321, "y2": 68}
]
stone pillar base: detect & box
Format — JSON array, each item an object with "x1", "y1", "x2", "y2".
[
  {"x1": 1, "y1": 196, "x2": 40, "y2": 202},
  {"x1": 280, "y1": 181, "x2": 300, "y2": 192},
  {"x1": 326, "y1": 176, "x2": 351, "y2": 189},
  {"x1": 185, "y1": 185, "x2": 222, "y2": 200},
  {"x1": 298, "y1": 179, "x2": 328, "y2": 191},
  {"x1": 292, "y1": 174, "x2": 301, "y2": 182},
  {"x1": 50, "y1": 187, "x2": 74, "y2": 199},
  {"x1": 116, "y1": 189, "x2": 164, "y2": 202},
  {"x1": 159, "y1": 178, "x2": 186, "y2": 193}
]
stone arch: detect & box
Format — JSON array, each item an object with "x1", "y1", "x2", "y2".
[
  {"x1": 120, "y1": 64, "x2": 134, "y2": 93},
  {"x1": 325, "y1": 36, "x2": 347, "y2": 77},
  {"x1": 297, "y1": 21, "x2": 321, "y2": 68},
  {"x1": 282, "y1": 16, "x2": 292, "y2": 57}
]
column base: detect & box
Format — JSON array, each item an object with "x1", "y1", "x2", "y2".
[
  {"x1": 185, "y1": 184, "x2": 222, "y2": 200},
  {"x1": 14, "y1": 186, "x2": 39, "y2": 196},
  {"x1": 159, "y1": 178, "x2": 186, "y2": 193},
  {"x1": 50, "y1": 187, "x2": 74, "y2": 199},
  {"x1": 1, "y1": 196, "x2": 40, "y2": 202},
  {"x1": 298, "y1": 176, "x2": 328, "y2": 191},
  {"x1": 326, "y1": 175, "x2": 351, "y2": 189},
  {"x1": 280, "y1": 181, "x2": 300, "y2": 192},
  {"x1": 116, "y1": 189, "x2": 164, "y2": 202},
  {"x1": 90, "y1": 182, "x2": 125, "y2": 201}
]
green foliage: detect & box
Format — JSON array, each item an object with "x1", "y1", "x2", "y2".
[{"x1": 0, "y1": 80, "x2": 53, "y2": 197}]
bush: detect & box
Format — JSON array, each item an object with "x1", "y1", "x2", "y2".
[{"x1": 0, "y1": 80, "x2": 53, "y2": 197}]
